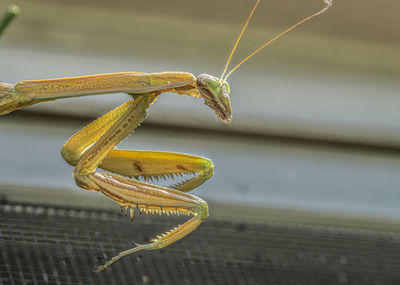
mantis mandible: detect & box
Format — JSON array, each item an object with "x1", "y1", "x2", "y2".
[{"x1": 0, "y1": 0, "x2": 332, "y2": 273}]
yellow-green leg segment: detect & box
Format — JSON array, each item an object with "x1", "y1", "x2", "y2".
[{"x1": 61, "y1": 93, "x2": 212, "y2": 273}]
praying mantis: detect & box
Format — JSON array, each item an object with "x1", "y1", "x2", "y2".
[{"x1": 0, "y1": 0, "x2": 333, "y2": 273}]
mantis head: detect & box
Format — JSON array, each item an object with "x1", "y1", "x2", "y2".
[
  {"x1": 197, "y1": 0, "x2": 332, "y2": 125},
  {"x1": 196, "y1": 74, "x2": 232, "y2": 125}
]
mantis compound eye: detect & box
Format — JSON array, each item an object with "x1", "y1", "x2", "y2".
[{"x1": 196, "y1": 74, "x2": 232, "y2": 124}]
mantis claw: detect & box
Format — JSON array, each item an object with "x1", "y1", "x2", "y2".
[{"x1": 132, "y1": 241, "x2": 143, "y2": 247}]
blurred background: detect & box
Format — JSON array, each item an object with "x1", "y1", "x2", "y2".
[{"x1": 1, "y1": 0, "x2": 400, "y2": 284}]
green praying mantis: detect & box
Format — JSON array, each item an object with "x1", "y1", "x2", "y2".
[{"x1": 0, "y1": 0, "x2": 333, "y2": 273}]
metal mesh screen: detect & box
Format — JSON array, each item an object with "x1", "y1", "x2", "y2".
[{"x1": 1, "y1": 201, "x2": 400, "y2": 285}]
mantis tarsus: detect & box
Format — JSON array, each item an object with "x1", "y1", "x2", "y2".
[{"x1": 0, "y1": 0, "x2": 332, "y2": 273}]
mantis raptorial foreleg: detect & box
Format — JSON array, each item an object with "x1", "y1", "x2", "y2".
[
  {"x1": 61, "y1": 93, "x2": 214, "y2": 191},
  {"x1": 61, "y1": 92, "x2": 209, "y2": 272},
  {"x1": 61, "y1": 99, "x2": 214, "y2": 192}
]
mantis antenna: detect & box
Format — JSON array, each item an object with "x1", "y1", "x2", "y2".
[{"x1": 221, "y1": 0, "x2": 333, "y2": 81}]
